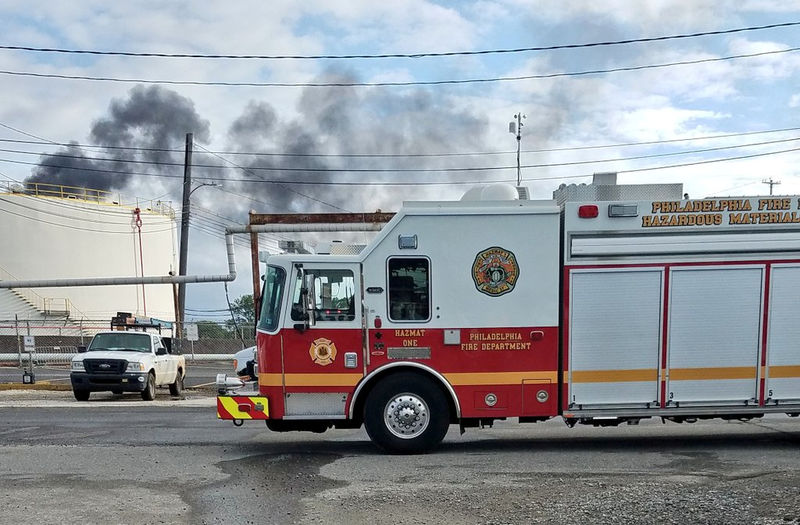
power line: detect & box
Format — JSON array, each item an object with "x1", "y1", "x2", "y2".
[
  {"x1": 2, "y1": 140, "x2": 800, "y2": 188},
  {"x1": 1, "y1": 21, "x2": 797, "y2": 60},
  {"x1": 3, "y1": 134, "x2": 799, "y2": 177},
  {"x1": 193, "y1": 143, "x2": 350, "y2": 212},
  {"x1": 4, "y1": 125, "x2": 800, "y2": 158},
  {"x1": 1, "y1": 47, "x2": 796, "y2": 88},
  {"x1": 618, "y1": 146, "x2": 800, "y2": 175},
  {"x1": 0, "y1": 121, "x2": 54, "y2": 143}
]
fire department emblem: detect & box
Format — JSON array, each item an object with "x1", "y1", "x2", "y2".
[
  {"x1": 309, "y1": 337, "x2": 337, "y2": 366},
  {"x1": 472, "y1": 246, "x2": 519, "y2": 297}
]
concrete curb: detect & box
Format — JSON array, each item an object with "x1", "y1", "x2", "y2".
[{"x1": 0, "y1": 382, "x2": 73, "y2": 391}]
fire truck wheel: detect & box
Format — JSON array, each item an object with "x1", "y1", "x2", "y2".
[
  {"x1": 141, "y1": 372, "x2": 156, "y2": 401},
  {"x1": 364, "y1": 373, "x2": 450, "y2": 454}
]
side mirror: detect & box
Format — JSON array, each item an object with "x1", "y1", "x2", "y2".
[
  {"x1": 156, "y1": 347, "x2": 167, "y2": 356},
  {"x1": 77, "y1": 345, "x2": 87, "y2": 353},
  {"x1": 304, "y1": 273, "x2": 317, "y2": 327}
]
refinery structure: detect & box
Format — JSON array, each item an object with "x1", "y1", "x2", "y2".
[{"x1": 0, "y1": 182, "x2": 178, "y2": 335}]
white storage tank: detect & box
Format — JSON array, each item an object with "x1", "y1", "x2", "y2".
[{"x1": 0, "y1": 182, "x2": 178, "y2": 323}]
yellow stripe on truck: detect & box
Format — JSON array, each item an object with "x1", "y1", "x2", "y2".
[
  {"x1": 768, "y1": 365, "x2": 800, "y2": 379},
  {"x1": 669, "y1": 367, "x2": 756, "y2": 381},
  {"x1": 570, "y1": 367, "x2": 758, "y2": 383},
  {"x1": 571, "y1": 369, "x2": 658, "y2": 383}
]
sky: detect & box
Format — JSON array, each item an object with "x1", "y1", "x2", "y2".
[{"x1": 1, "y1": 1, "x2": 799, "y2": 319}]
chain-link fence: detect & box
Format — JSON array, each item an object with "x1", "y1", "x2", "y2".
[{"x1": 0, "y1": 318, "x2": 255, "y2": 370}]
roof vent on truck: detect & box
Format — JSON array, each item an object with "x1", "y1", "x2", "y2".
[{"x1": 461, "y1": 183, "x2": 526, "y2": 201}]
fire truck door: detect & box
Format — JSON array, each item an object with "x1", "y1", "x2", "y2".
[
  {"x1": 569, "y1": 268, "x2": 663, "y2": 408},
  {"x1": 666, "y1": 266, "x2": 763, "y2": 406},
  {"x1": 280, "y1": 263, "x2": 364, "y2": 418},
  {"x1": 765, "y1": 264, "x2": 800, "y2": 404}
]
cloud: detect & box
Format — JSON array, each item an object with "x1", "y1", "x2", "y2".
[{"x1": 506, "y1": 0, "x2": 741, "y2": 31}]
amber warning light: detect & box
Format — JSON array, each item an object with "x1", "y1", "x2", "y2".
[{"x1": 578, "y1": 204, "x2": 599, "y2": 218}]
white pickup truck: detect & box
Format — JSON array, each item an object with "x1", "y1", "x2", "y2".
[{"x1": 70, "y1": 331, "x2": 186, "y2": 401}]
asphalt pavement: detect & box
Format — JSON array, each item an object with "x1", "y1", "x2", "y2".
[{"x1": 2, "y1": 390, "x2": 800, "y2": 524}]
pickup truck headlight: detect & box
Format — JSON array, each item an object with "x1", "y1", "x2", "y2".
[
  {"x1": 126, "y1": 361, "x2": 145, "y2": 372},
  {"x1": 71, "y1": 361, "x2": 85, "y2": 371}
]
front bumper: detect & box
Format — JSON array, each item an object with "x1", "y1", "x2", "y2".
[
  {"x1": 70, "y1": 371, "x2": 148, "y2": 392},
  {"x1": 216, "y1": 395, "x2": 270, "y2": 420}
]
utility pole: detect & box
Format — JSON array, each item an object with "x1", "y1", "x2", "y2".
[
  {"x1": 762, "y1": 178, "x2": 781, "y2": 196},
  {"x1": 509, "y1": 113, "x2": 526, "y2": 186},
  {"x1": 177, "y1": 132, "x2": 193, "y2": 339}
]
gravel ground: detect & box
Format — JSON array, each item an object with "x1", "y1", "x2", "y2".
[{"x1": 2, "y1": 392, "x2": 800, "y2": 524}]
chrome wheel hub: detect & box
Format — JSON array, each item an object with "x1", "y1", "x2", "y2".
[{"x1": 384, "y1": 393, "x2": 429, "y2": 439}]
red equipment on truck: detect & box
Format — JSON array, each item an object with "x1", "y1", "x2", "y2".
[{"x1": 217, "y1": 175, "x2": 800, "y2": 453}]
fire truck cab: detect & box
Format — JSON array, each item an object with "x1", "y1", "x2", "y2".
[{"x1": 218, "y1": 176, "x2": 800, "y2": 454}]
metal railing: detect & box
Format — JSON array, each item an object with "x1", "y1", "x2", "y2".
[{"x1": 0, "y1": 181, "x2": 175, "y2": 219}]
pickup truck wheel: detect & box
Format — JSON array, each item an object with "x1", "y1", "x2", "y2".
[
  {"x1": 169, "y1": 371, "x2": 184, "y2": 397},
  {"x1": 364, "y1": 373, "x2": 450, "y2": 454},
  {"x1": 141, "y1": 372, "x2": 156, "y2": 401},
  {"x1": 73, "y1": 389, "x2": 90, "y2": 401}
]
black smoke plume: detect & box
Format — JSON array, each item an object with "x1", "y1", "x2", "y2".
[
  {"x1": 223, "y1": 69, "x2": 490, "y2": 213},
  {"x1": 27, "y1": 85, "x2": 209, "y2": 192},
  {"x1": 26, "y1": 71, "x2": 494, "y2": 216}
]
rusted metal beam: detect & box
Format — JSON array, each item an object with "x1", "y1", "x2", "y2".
[
  {"x1": 249, "y1": 225, "x2": 261, "y2": 322},
  {"x1": 248, "y1": 211, "x2": 395, "y2": 225},
  {"x1": 246, "y1": 211, "x2": 394, "y2": 317}
]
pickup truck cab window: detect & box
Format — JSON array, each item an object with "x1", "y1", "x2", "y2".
[{"x1": 87, "y1": 333, "x2": 151, "y2": 352}]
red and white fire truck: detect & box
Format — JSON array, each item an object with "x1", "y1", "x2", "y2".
[{"x1": 217, "y1": 175, "x2": 800, "y2": 453}]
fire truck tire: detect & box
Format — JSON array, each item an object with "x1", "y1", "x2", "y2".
[
  {"x1": 364, "y1": 373, "x2": 450, "y2": 454},
  {"x1": 169, "y1": 371, "x2": 184, "y2": 397},
  {"x1": 141, "y1": 372, "x2": 156, "y2": 401},
  {"x1": 73, "y1": 389, "x2": 90, "y2": 401}
]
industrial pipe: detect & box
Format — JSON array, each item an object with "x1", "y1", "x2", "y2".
[
  {"x1": 0, "y1": 222, "x2": 383, "y2": 290},
  {"x1": 0, "y1": 233, "x2": 236, "y2": 289}
]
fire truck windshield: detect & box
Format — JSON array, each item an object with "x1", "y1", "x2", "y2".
[{"x1": 259, "y1": 265, "x2": 286, "y2": 332}]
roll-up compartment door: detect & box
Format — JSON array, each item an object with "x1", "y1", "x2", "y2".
[
  {"x1": 666, "y1": 266, "x2": 763, "y2": 406},
  {"x1": 766, "y1": 265, "x2": 800, "y2": 403},
  {"x1": 569, "y1": 269, "x2": 663, "y2": 408}
]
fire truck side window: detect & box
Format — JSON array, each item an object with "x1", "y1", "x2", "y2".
[
  {"x1": 290, "y1": 269, "x2": 356, "y2": 322},
  {"x1": 388, "y1": 258, "x2": 430, "y2": 322}
]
